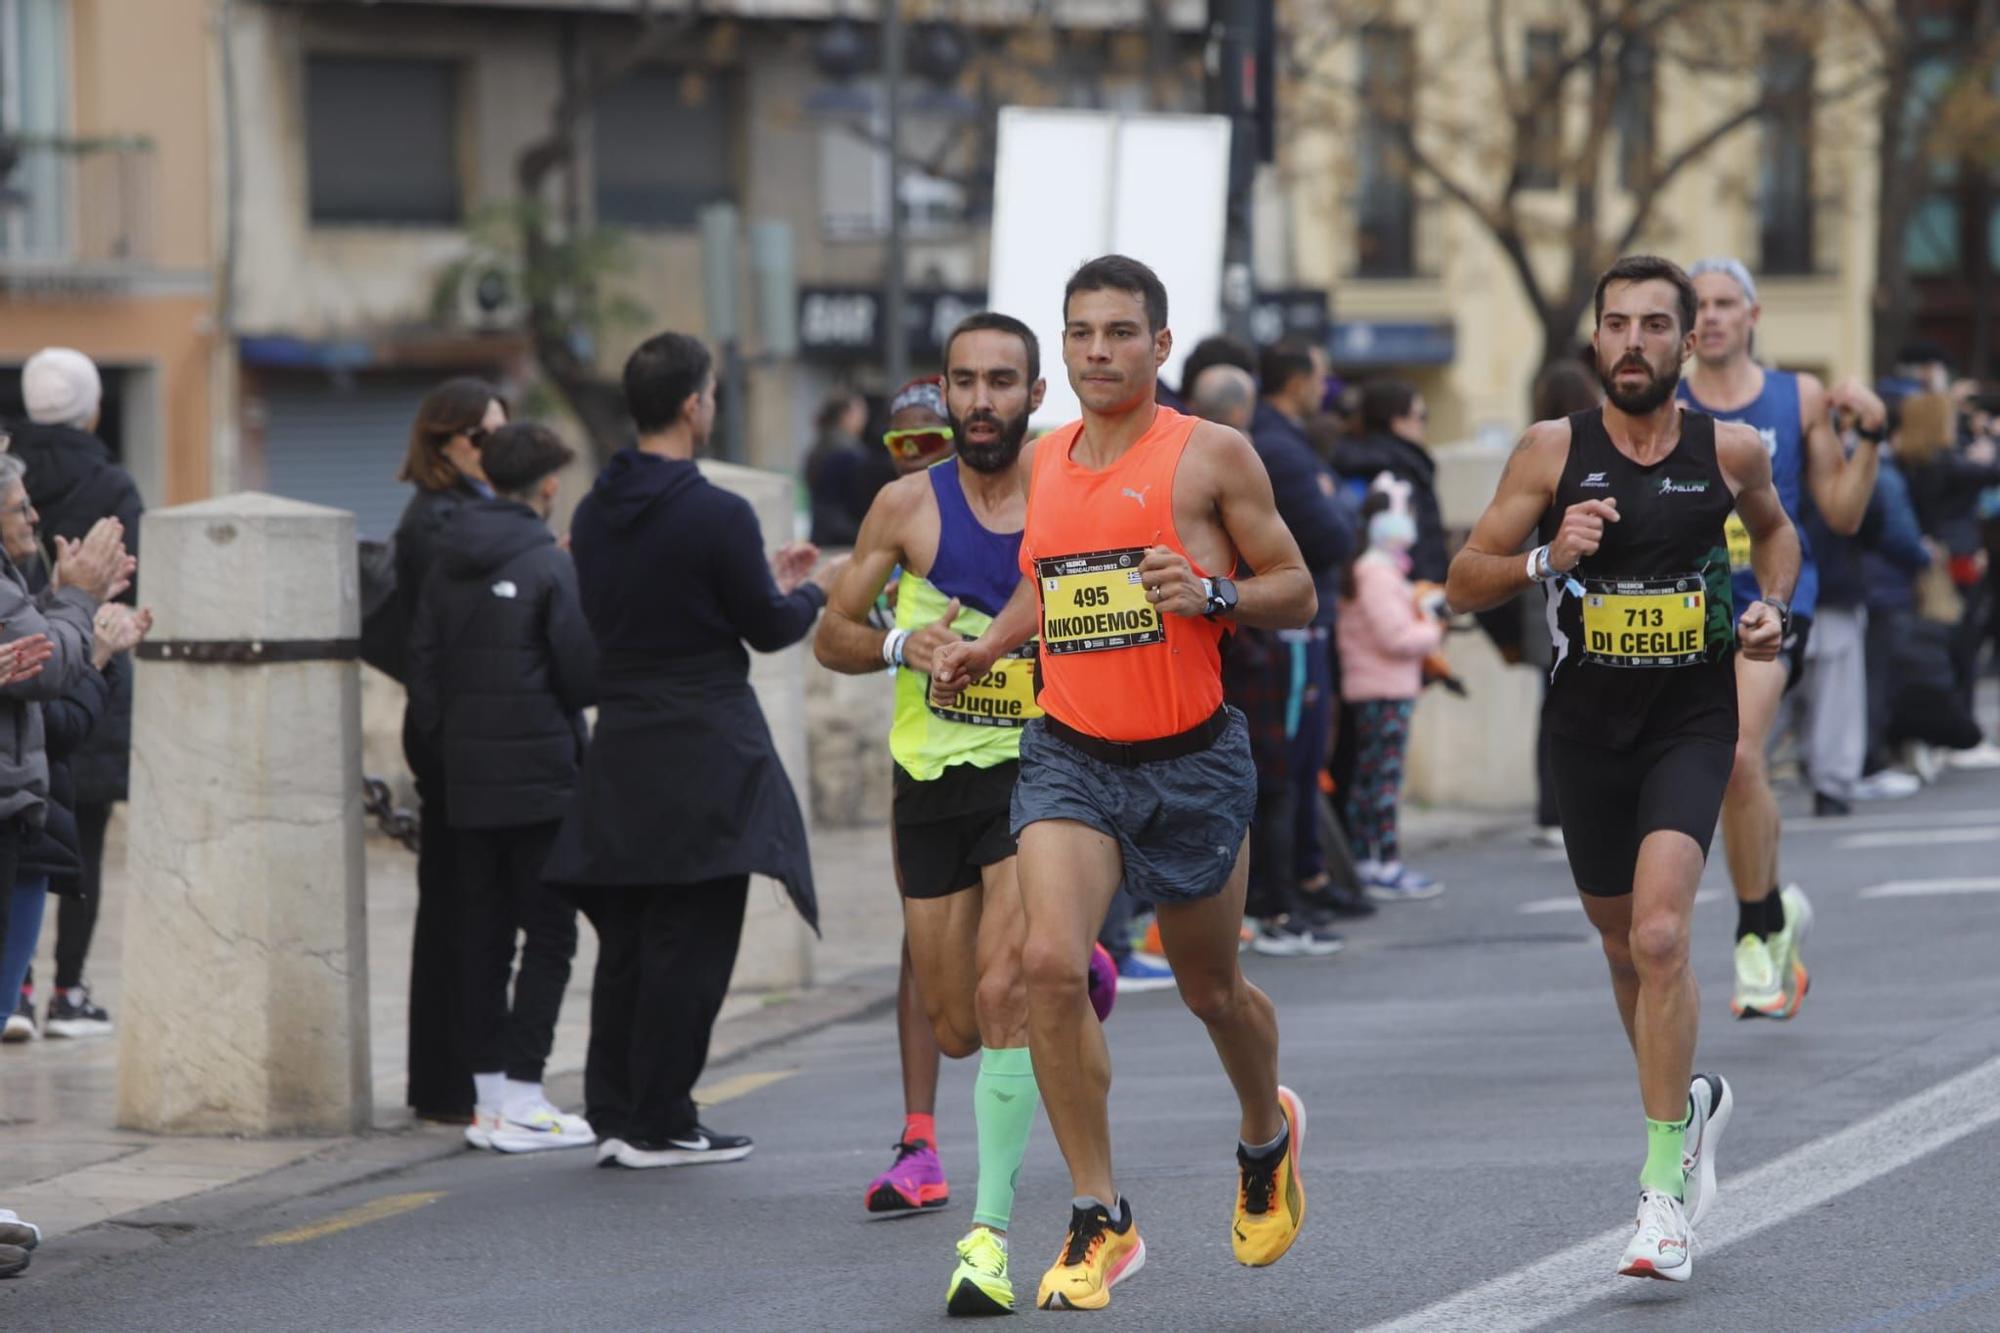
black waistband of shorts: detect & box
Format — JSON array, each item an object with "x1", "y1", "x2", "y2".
[{"x1": 1043, "y1": 706, "x2": 1227, "y2": 767}]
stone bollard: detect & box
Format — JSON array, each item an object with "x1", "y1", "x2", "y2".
[
  {"x1": 699, "y1": 460, "x2": 815, "y2": 992},
  {"x1": 117, "y1": 494, "x2": 370, "y2": 1135}
]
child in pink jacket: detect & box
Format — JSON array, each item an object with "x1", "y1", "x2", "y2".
[{"x1": 1337, "y1": 490, "x2": 1446, "y2": 900}]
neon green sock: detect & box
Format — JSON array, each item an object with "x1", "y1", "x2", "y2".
[
  {"x1": 972, "y1": 1046, "x2": 1038, "y2": 1232},
  {"x1": 1640, "y1": 1113, "x2": 1688, "y2": 1198}
]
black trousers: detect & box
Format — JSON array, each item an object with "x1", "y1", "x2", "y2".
[
  {"x1": 459, "y1": 822, "x2": 577, "y2": 1085},
  {"x1": 576, "y1": 876, "x2": 749, "y2": 1145},
  {"x1": 52, "y1": 800, "x2": 112, "y2": 991},
  {"x1": 407, "y1": 768, "x2": 473, "y2": 1116}
]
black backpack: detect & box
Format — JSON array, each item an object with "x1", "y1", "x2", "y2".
[{"x1": 358, "y1": 537, "x2": 407, "y2": 682}]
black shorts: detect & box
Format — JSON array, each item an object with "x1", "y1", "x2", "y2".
[
  {"x1": 1009, "y1": 708, "x2": 1257, "y2": 906},
  {"x1": 892, "y1": 760, "x2": 1019, "y2": 901},
  {"x1": 1549, "y1": 731, "x2": 1734, "y2": 897}
]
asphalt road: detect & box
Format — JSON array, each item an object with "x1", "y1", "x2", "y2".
[{"x1": 8, "y1": 770, "x2": 2000, "y2": 1332}]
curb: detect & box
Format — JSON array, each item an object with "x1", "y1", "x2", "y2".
[{"x1": 15, "y1": 965, "x2": 901, "y2": 1285}]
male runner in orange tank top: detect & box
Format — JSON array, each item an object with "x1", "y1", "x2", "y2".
[{"x1": 932, "y1": 255, "x2": 1318, "y2": 1311}]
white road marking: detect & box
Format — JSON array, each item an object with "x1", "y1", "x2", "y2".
[
  {"x1": 1361, "y1": 1052, "x2": 2000, "y2": 1333},
  {"x1": 1836, "y1": 828, "x2": 2000, "y2": 850},
  {"x1": 1859, "y1": 877, "x2": 2000, "y2": 899},
  {"x1": 1786, "y1": 808, "x2": 2000, "y2": 835},
  {"x1": 1518, "y1": 889, "x2": 1722, "y2": 915}
]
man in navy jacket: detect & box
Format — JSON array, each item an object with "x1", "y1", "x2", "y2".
[{"x1": 1252, "y1": 342, "x2": 1363, "y2": 923}]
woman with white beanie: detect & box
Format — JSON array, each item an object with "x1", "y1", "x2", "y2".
[{"x1": 3, "y1": 347, "x2": 143, "y2": 1041}]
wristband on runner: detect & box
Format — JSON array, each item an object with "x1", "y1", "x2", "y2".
[{"x1": 882, "y1": 628, "x2": 910, "y2": 668}]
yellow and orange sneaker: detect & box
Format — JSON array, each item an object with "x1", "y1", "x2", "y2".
[
  {"x1": 1232, "y1": 1085, "x2": 1306, "y2": 1267},
  {"x1": 1036, "y1": 1198, "x2": 1145, "y2": 1311}
]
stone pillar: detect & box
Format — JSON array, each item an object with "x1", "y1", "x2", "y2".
[
  {"x1": 699, "y1": 460, "x2": 815, "y2": 992},
  {"x1": 117, "y1": 494, "x2": 370, "y2": 1135}
]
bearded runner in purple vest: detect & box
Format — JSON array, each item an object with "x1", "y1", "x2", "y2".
[{"x1": 1678, "y1": 258, "x2": 1887, "y2": 1023}]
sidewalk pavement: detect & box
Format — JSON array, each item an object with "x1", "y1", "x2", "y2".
[{"x1": 0, "y1": 803, "x2": 1524, "y2": 1243}]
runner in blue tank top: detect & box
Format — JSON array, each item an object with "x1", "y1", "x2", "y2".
[{"x1": 1678, "y1": 258, "x2": 1888, "y2": 1023}]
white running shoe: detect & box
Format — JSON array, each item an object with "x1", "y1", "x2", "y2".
[
  {"x1": 1851, "y1": 769, "x2": 1921, "y2": 801},
  {"x1": 467, "y1": 1098, "x2": 597, "y2": 1154},
  {"x1": 1618, "y1": 1190, "x2": 1693, "y2": 1281},
  {"x1": 595, "y1": 1137, "x2": 627, "y2": 1167},
  {"x1": 1681, "y1": 1073, "x2": 1732, "y2": 1228},
  {"x1": 1947, "y1": 740, "x2": 2000, "y2": 770}
]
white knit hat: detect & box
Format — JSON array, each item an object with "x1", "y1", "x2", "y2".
[{"x1": 22, "y1": 347, "x2": 103, "y2": 427}]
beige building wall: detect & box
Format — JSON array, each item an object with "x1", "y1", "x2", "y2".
[
  {"x1": 1283, "y1": 0, "x2": 1882, "y2": 444},
  {"x1": 1, "y1": 0, "x2": 216, "y2": 506}
]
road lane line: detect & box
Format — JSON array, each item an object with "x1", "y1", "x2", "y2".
[
  {"x1": 1518, "y1": 889, "x2": 1722, "y2": 915},
  {"x1": 1361, "y1": 1052, "x2": 2000, "y2": 1333},
  {"x1": 1859, "y1": 877, "x2": 2000, "y2": 899},
  {"x1": 693, "y1": 1069, "x2": 796, "y2": 1106},
  {"x1": 1785, "y1": 808, "x2": 2000, "y2": 834},
  {"x1": 254, "y1": 1191, "x2": 444, "y2": 1247},
  {"x1": 1836, "y1": 828, "x2": 2000, "y2": 850}
]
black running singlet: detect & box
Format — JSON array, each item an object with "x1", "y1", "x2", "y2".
[{"x1": 1540, "y1": 408, "x2": 1738, "y2": 749}]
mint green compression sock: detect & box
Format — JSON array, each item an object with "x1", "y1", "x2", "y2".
[
  {"x1": 1640, "y1": 1111, "x2": 1689, "y2": 1198},
  {"x1": 972, "y1": 1046, "x2": 1039, "y2": 1232}
]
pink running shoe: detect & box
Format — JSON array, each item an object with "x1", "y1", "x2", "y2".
[
  {"x1": 864, "y1": 1139, "x2": 950, "y2": 1215},
  {"x1": 1089, "y1": 942, "x2": 1119, "y2": 1022}
]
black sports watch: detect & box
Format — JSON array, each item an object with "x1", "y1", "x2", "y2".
[
  {"x1": 1201, "y1": 576, "x2": 1239, "y2": 620},
  {"x1": 1761, "y1": 596, "x2": 1793, "y2": 637}
]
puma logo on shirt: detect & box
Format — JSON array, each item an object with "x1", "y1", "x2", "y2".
[{"x1": 1121, "y1": 485, "x2": 1151, "y2": 508}]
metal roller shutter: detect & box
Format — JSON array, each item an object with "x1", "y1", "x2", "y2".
[{"x1": 259, "y1": 373, "x2": 440, "y2": 540}]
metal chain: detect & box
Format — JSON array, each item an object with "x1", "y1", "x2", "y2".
[{"x1": 361, "y1": 775, "x2": 422, "y2": 853}]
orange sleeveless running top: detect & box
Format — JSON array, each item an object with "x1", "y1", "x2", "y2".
[{"x1": 1020, "y1": 406, "x2": 1227, "y2": 742}]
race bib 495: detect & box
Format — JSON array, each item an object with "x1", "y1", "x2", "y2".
[{"x1": 1035, "y1": 547, "x2": 1165, "y2": 656}]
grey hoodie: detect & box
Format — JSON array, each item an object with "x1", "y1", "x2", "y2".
[{"x1": 0, "y1": 557, "x2": 98, "y2": 826}]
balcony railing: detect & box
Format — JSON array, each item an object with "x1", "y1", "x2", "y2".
[{"x1": 0, "y1": 135, "x2": 157, "y2": 270}]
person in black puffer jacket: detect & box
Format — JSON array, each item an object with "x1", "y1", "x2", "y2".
[
  {"x1": 393, "y1": 376, "x2": 508, "y2": 1123},
  {"x1": 407, "y1": 422, "x2": 597, "y2": 1151},
  {"x1": 7, "y1": 347, "x2": 144, "y2": 1037}
]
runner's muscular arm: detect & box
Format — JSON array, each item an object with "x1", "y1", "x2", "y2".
[
  {"x1": 1444, "y1": 420, "x2": 1568, "y2": 614},
  {"x1": 1147, "y1": 423, "x2": 1315, "y2": 629},
  {"x1": 813, "y1": 475, "x2": 922, "y2": 673},
  {"x1": 1800, "y1": 372, "x2": 1884, "y2": 536}
]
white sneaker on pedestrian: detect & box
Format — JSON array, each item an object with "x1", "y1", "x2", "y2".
[
  {"x1": 1851, "y1": 769, "x2": 1922, "y2": 801},
  {"x1": 1681, "y1": 1073, "x2": 1732, "y2": 1228},
  {"x1": 1947, "y1": 740, "x2": 2000, "y2": 770},
  {"x1": 2, "y1": 994, "x2": 34, "y2": 1044},
  {"x1": 1908, "y1": 742, "x2": 1944, "y2": 785},
  {"x1": 470, "y1": 1098, "x2": 597, "y2": 1154},
  {"x1": 595, "y1": 1137, "x2": 627, "y2": 1168},
  {"x1": 1617, "y1": 1190, "x2": 1693, "y2": 1281}
]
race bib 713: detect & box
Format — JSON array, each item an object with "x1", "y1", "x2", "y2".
[{"x1": 1580, "y1": 575, "x2": 1707, "y2": 668}]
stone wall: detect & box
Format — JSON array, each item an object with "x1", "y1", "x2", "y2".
[{"x1": 804, "y1": 662, "x2": 896, "y2": 828}]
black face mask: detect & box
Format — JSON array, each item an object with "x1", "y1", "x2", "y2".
[
  {"x1": 948, "y1": 406, "x2": 1031, "y2": 474},
  {"x1": 1598, "y1": 353, "x2": 1682, "y2": 415}
]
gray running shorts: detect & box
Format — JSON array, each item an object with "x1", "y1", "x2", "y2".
[{"x1": 1009, "y1": 707, "x2": 1257, "y2": 905}]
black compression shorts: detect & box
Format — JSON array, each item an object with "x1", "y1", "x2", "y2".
[
  {"x1": 1549, "y1": 731, "x2": 1734, "y2": 897},
  {"x1": 892, "y1": 760, "x2": 1019, "y2": 901}
]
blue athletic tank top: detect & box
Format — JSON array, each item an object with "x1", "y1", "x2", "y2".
[
  {"x1": 1678, "y1": 370, "x2": 1819, "y2": 620},
  {"x1": 923, "y1": 460, "x2": 1022, "y2": 616}
]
